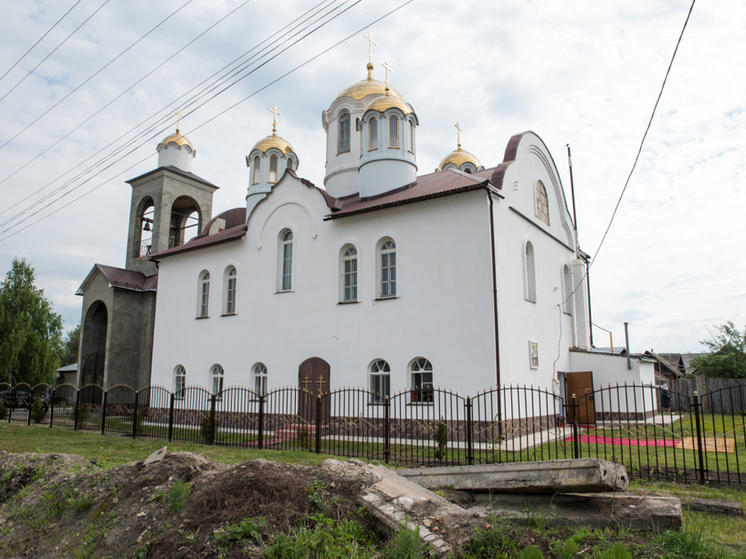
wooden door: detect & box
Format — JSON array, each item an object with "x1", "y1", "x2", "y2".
[
  {"x1": 298, "y1": 357, "x2": 331, "y2": 424},
  {"x1": 565, "y1": 371, "x2": 596, "y2": 425}
]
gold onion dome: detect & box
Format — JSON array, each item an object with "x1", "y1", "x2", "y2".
[
  {"x1": 365, "y1": 91, "x2": 412, "y2": 115},
  {"x1": 159, "y1": 129, "x2": 193, "y2": 150},
  {"x1": 439, "y1": 147, "x2": 481, "y2": 170},
  {"x1": 251, "y1": 132, "x2": 295, "y2": 155},
  {"x1": 335, "y1": 62, "x2": 404, "y2": 102}
]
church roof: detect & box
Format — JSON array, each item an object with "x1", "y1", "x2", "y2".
[
  {"x1": 151, "y1": 208, "x2": 247, "y2": 260},
  {"x1": 158, "y1": 129, "x2": 193, "y2": 150},
  {"x1": 325, "y1": 167, "x2": 496, "y2": 220},
  {"x1": 251, "y1": 132, "x2": 295, "y2": 155},
  {"x1": 126, "y1": 165, "x2": 219, "y2": 189},
  {"x1": 76, "y1": 264, "x2": 158, "y2": 295},
  {"x1": 439, "y1": 147, "x2": 482, "y2": 170}
]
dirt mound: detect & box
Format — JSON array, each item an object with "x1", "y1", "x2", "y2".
[{"x1": 0, "y1": 450, "x2": 374, "y2": 558}]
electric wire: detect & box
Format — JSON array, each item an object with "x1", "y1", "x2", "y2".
[
  {"x1": 0, "y1": 0, "x2": 254, "y2": 189},
  {"x1": 0, "y1": 0, "x2": 84, "y2": 85},
  {"x1": 0, "y1": 0, "x2": 416, "y2": 241},
  {"x1": 0, "y1": 0, "x2": 340, "y2": 222},
  {"x1": 0, "y1": 0, "x2": 194, "y2": 152},
  {"x1": 0, "y1": 0, "x2": 348, "y2": 229},
  {"x1": 0, "y1": 0, "x2": 111, "y2": 102}
]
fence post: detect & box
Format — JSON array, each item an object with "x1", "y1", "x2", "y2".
[
  {"x1": 73, "y1": 389, "x2": 81, "y2": 431},
  {"x1": 466, "y1": 395, "x2": 474, "y2": 466},
  {"x1": 132, "y1": 391, "x2": 139, "y2": 439},
  {"x1": 314, "y1": 396, "x2": 322, "y2": 454},
  {"x1": 692, "y1": 391, "x2": 707, "y2": 484},
  {"x1": 572, "y1": 393, "x2": 580, "y2": 459},
  {"x1": 100, "y1": 389, "x2": 108, "y2": 435},
  {"x1": 27, "y1": 394, "x2": 32, "y2": 426},
  {"x1": 384, "y1": 396, "x2": 390, "y2": 465},
  {"x1": 168, "y1": 392, "x2": 175, "y2": 442},
  {"x1": 49, "y1": 388, "x2": 55, "y2": 428},
  {"x1": 208, "y1": 394, "x2": 217, "y2": 445},
  {"x1": 257, "y1": 394, "x2": 264, "y2": 450}
]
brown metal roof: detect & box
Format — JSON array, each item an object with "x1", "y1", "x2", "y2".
[
  {"x1": 325, "y1": 167, "x2": 496, "y2": 220},
  {"x1": 94, "y1": 264, "x2": 157, "y2": 292}
]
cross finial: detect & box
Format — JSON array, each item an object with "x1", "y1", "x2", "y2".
[
  {"x1": 175, "y1": 110, "x2": 182, "y2": 134},
  {"x1": 455, "y1": 122, "x2": 462, "y2": 149},
  {"x1": 269, "y1": 105, "x2": 281, "y2": 134},
  {"x1": 364, "y1": 33, "x2": 377, "y2": 64},
  {"x1": 382, "y1": 60, "x2": 392, "y2": 92}
]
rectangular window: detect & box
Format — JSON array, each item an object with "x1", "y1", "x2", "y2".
[
  {"x1": 344, "y1": 258, "x2": 357, "y2": 301},
  {"x1": 411, "y1": 372, "x2": 433, "y2": 403},
  {"x1": 381, "y1": 251, "x2": 396, "y2": 297},
  {"x1": 226, "y1": 277, "x2": 236, "y2": 314},
  {"x1": 371, "y1": 373, "x2": 390, "y2": 404}
]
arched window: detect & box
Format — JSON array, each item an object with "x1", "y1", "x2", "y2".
[
  {"x1": 224, "y1": 266, "x2": 237, "y2": 315},
  {"x1": 338, "y1": 112, "x2": 351, "y2": 153},
  {"x1": 286, "y1": 157, "x2": 294, "y2": 171},
  {"x1": 368, "y1": 118, "x2": 378, "y2": 151},
  {"x1": 211, "y1": 364, "x2": 224, "y2": 397},
  {"x1": 253, "y1": 362, "x2": 268, "y2": 396},
  {"x1": 410, "y1": 358, "x2": 433, "y2": 403},
  {"x1": 388, "y1": 115, "x2": 399, "y2": 148},
  {"x1": 369, "y1": 360, "x2": 390, "y2": 404},
  {"x1": 340, "y1": 245, "x2": 358, "y2": 302},
  {"x1": 198, "y1": 271, "x2": 210, "y2": 317},
  {"x1": 174, "y1": 365, "x2": 186, "y2": 399},
  {"x1": 378, "y1": 238, "x2": 396, "y2": 298},
  {"x1": 524, "y1": 241, "x2": 536, "y2": 303},
  {"x1": 279, "y1": 229, "x2": 293, "y2": 292},
  {"x1": 409, "y1": 120, "x2": 415, "y2": 153},
  {"x1": 252, "y1": 156, "x2": 261, "y2": 185},
  {"x1": 535, "y1": 180, "x2": 549, "y2": 225},
  {"x1": 268, "y1": 154, "x2": 279, "y2": 183},
  {"x1": 562, "y1": 264, "x2": 573, "y2": 315}
]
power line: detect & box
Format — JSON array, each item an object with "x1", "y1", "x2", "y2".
[
  {"x1": 0, "y1": 0, "x2": 345, "y2": 227},
  {"x1": 0, "y1": 0, "x2": 194, "y2": 152},
  {"x1": 0, "y1": 0, "x2": 111, "y2": 102},
  {"x1": 0, "y1": 0, "x2": 417, "y2": 242},
  {"x1": 0, "y1": 0, "x2": 84, "y2": 85}
]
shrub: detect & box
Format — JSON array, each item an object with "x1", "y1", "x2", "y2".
[
  {"x1": 0, "y1": 404, "x2": 7, "y2": 420},
  {"x1": 30, "y1": 400, "x2": 46, "y2": 424},
  {"x1": 433, "y1": 420, "x2": 448, "y2": 461},
  {"x1": 75, "y1": 404, "x2": 88, "y2": 427},
  {"x1": 200, "y1": 416, "x2": 217, "y2": 444},
  {"x1": 213, "y1": 517, "x2": 266, "y2": 549}
]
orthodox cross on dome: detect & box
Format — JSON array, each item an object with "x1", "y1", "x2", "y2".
[
  {"x1": 382, "y1": 60, "x2": 392, "y2": 92},
  {"x1": 364, "y1": 33, "x2": 376, "y2": 64},
  {"x1": 175, "y1": 109, "x2": 182, "y2": 134},
  {"x1": 455, "y1": 122, "x2": 462, "y2": 149},
  {"x1": 269, "y1": 105, "x2": 281, "y2": 134}
]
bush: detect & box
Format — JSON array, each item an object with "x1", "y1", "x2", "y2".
[
  {"x1": 167, "y1": 479, "x2": 191, "y2": 514},
  {"x1": 200, "y1": 416, "x2": 216, "y2": 444},
  {"x1": 75, "y1": 404, "x2": 88, "y2": 427},
  {"x1": 30, "y1": 400, "x2": 46, "y2": 424},
  {"x1": 433, "y1": 420, "x2": 448, "y2": 460},
  {"x1": 0, "y1": 404, "x2": 7, "y2": 420}
]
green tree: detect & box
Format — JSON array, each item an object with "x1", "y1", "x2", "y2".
[
  {"x1": 0, "y1": 258, "x2": 63, "y2": 385},
  {"x1": 689, "y1": 321, "x2": 746, "y2": 379},
  {"x1": 61, "y1": 324, "x2": 80, "y2": 366}
]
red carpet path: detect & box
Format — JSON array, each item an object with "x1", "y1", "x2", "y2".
[{"x1": 565, "y1": 435, "x2": 680, "y2": 447}]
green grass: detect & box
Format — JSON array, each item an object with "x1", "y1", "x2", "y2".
[{"x1": 0, "y1": 422, "x2": 336, "y2": 468}]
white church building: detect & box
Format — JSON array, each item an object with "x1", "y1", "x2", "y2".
[{"x1": 77, "y1": 54, "x2": 654, "y2": 415}]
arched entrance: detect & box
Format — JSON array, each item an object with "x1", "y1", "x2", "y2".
[
  {"x1": 80, "y1": 301, "x2": 107, "y2": 388},
  {"x1": 298, "y1": 357, "x2": 331, "y2": 424}
]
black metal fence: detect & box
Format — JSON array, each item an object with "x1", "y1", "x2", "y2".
[{"x1": 2, "y1": 381, "x2": 746, "y2": 488}]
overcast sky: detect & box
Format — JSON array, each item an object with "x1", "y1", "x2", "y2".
[{"x1": 0, "y1": 0, "x2": 743, "y2": 354}]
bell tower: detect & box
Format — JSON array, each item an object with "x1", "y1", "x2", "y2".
[{"x1": 125, "y1": 125, "x2": 218, "y2": 275}]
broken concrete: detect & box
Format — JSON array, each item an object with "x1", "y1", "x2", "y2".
[
  {"x1": 471, "y1": 492, "x2": 683, "y2": 532},
  {"x1": 680, "y1": 496, "x2": 743, "y2": 516},
  {"x1": 356, "y1": 463, "x2": 477, "y2": 556},
  {"x1": 143, "y1": 446, "x2": 168, "y2": 465},
  {"x1": 398, "y1": 458, "x2": 628, "y2": 493}
]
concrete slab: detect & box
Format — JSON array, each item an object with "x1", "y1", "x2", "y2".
[
  {"x1": 357, "y1": 463, "x2": 477, "y2": 557},
  {"x1": 398, "y1": 458, "x2": 628, "y2": 494},
  {"x1": 470, "y1": 492, "x2": 682, "y2": 533}
]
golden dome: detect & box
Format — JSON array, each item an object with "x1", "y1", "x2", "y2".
[
  {"x1": 439, "y1": 147, "x2": 482, "y2": 171},
  {"x1": 364, "y1": 92, "x2": 412, "y2": 115},
  {"x1": 251, "y1": 132, "x2": 295, "y2": 155},
  {"x1": 335, "y1": 63, "x2": 404, "y2": 102},
  {"x1": 159, "y1": 129, "x2": 193, "y2": 150}
]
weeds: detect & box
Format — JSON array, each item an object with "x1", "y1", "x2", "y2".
[
  {"x1": 67, "y1": 493, "x2": 93, "y2": 512},
  {"x1": 380, "y1": 522, "x2": 434, "y2": 559},
  {"x1": 167, "y1": 479, "x2": 191, "y2": 514},
  {"x1": 212, "y1": 517, "x2": 266, "y2": 549},
  {"x1": 263, "y1": 514, "x2": 374, "y2": 559}
]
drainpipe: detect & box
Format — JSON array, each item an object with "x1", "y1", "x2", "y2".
[
  {"x1": 624, "y1": 322, "x2": 632, "y2": 370},
  {"x1": 487, "y1": 189, "x2": 501, "y2": 388},
  {"x1": 567, "y1": 145, "x2": 579, "y2": 258}
]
